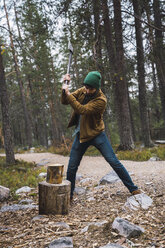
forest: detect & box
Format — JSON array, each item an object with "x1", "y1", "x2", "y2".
[{"x1": 0, "y1": 0, "x2": 165, "y2": 164}]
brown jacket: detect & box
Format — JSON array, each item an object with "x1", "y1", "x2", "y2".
[{"x1": 61, "y1": 87, "x2": 107, "y2": 143}]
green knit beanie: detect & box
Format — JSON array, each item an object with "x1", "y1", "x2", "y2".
[{"x1": 84, "y1": 71, "x2": 102, "y2": 90}]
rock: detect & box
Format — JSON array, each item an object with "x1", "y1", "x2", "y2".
[
  {"x1": 148, "y1": 156, "x2": 161, "y2": 161},
  {"x1": 0, "y1": 226, "x2": 13, "y2": 232},
  {"x1": 100, "y1": 171, "x2": 120, "y2": 185},
  {"x1": 54, "y1": 222, "x2": 70, "y2": 230},
  {"x1": 99, "y1": 244, "x2": 124, "y2": 248},
  {"x1": 87, "y1": 196, "x2": 95, "y2": 202},
  {"x1": 80, "y1": 177, "x2": 93, "y2": 186},
  {"x1": 16, "y1": 186, "x2": 34, "y2": 194},
  {"x1": 32, "y1": 215, "x2": 46, "y2": 222},
  {"x1": 0, "y1": 185, "x2": 10, "y2": 202},
  {"x1": 19, "y1": 199, "x2": 33, "y2": 205},
  {"x1": 124, "y1": 193, "x2": 153, "y2": 210},
  {"x1": 74, "y1": 187, "x2": 86, "y2": 195},
  {"x1": 76, "y1": 174, "x2": 83, "y2": 181},
  {"x1": 38, "y1": 172, "x2": 47, "y2": 178},
  {"x1": 0, "y1": 203, "x2": 38, "y2": 212},
  {"x1": 37, "y1": 159, "x2": 50, "y2": 166},
  {"x1": 81, "y1": 221, "x2": 109, "y2": 233},
  {"x1": 29, "y1": 147, "x2": 35, "y2": 153},
  {"x1": 47, "y1": 237, "x2": 73, "y2": 248},
  {"x1": 112, "y1": 217, "x2": 144, "y2": 238},
  {"x1": 145, "y1": 182, "x2": 153, "y2": 185}
]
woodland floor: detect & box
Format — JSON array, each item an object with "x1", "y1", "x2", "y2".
[{"x1": 0, "y1": 153, "x2": 165, "y2": 248}]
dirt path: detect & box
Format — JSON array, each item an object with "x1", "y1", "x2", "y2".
[{"x1": 14, "y1": 152, "x2": 165, "y2": 182}]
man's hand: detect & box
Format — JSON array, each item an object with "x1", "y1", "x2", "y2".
[
  {"x1": 63, "y1": 74, "x2": 71, "y2": 82},
  {"x1": 62, "y1": 74, "x2": 71, "y2": 95}
]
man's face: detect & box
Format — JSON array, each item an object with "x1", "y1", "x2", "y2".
[{"x1": 84, "y1": 85, "x2": 97, "y2": 95}]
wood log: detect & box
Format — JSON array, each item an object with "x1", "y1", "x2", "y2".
[
  {"x1": 39, "y1": 180, "x2": 71, "y2": 215},
  {"x1": 46, "y1": 164, "x2": 64, "y2": 184}
]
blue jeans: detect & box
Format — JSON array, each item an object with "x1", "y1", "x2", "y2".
[{"x1": 67, "y1": 132, "x2": 138, "y2": 197}]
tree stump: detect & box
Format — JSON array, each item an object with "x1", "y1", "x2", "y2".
[
  {"x1": 46, "y1": 164, "x2": 64, "y2": 184},
  {"x1": 39, "y1": 180, "x2": 71, "y2": 215}
]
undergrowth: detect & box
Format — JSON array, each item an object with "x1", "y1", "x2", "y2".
[
  {"x1": 117, "y1": 145, "x2": 165, "y2": 161},
  {"x1": 48, "y1": 143, "x2": 165, "y2": 161},
  {"x1": 0, "y1": 157, "x2": 46, "y2": 196}
]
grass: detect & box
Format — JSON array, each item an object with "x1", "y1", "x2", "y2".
[
  {"x1": 117, "y1": 145, "x2": 165, "y2": 161},
  {"x1": 0, "y1": 157, "x2": 46, "y2": 197}
]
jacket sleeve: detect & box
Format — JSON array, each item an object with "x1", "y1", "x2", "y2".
[
  {"x1": 61, "y1": 87, "x2": 83, "y2": 105},
  {"x1": 66, "y1": 94, "x2": 107, "y2": 114}
]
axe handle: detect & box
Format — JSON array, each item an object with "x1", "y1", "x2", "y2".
[{"x1": 63, "y1": 52, "x2": 73, "y2": 94}]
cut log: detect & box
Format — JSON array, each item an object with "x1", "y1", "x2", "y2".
[
  {"x1": 155, "y1": 140, "x2": 165, "y2": 144},
  {"x1": 46, "y1": 164, "x2": 64, "y2": 184},
  {"x1": 39, "y1": 180, "x2": 71, "y2": 215}
]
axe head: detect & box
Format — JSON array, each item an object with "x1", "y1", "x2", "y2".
[{"x1": 68, "y1": 41, "x2": 73, "y2": 54}]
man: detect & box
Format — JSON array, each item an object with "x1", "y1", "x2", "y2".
[{"x1": 61, "y1": 71, "x2": 140, "y2": 200}]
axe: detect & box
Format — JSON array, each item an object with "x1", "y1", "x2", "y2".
[{"x1": 63, "y1": 41, "x2": 73, "y2": 93}]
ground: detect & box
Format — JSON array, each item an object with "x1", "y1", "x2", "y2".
[{"x1": 0, "y1": 153, "x2": 165, "y2": 248}]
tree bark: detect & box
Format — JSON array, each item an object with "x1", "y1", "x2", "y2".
[
  {"x1": 132, "y1": 0, "x2": 153, "y2": 147},
  {"x1": 153, "y1": 0, "x2": 165, "y2": 123},
  {"x1": 92, "y1": 0, "x2": 110, "y2": 137},
  {"x1": 4, "y1": 0, "x2": 32, "y2": 147},
  {"x1": 0, "y1": 48, "x2": 15, "y2": 165},
  {"x1": 112, "y1": 0, "x2": 134, "y2": 150}
]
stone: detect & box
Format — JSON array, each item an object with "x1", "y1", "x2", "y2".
[
  {"x1": 19, "y1": 199, "x2": 33, "y2": 205},
  {"x1": 100, "y1": 171, "x2": 120, "y2": 185},
  {"x1": 74, "y1": 187, "x2": 86, "y2": 195},
  {"x1": 16, "y1": 186, "x2": 34, "y2": 194},
  {"x1": 87, "y1": 196, "x2": 95, "y2": 202},
  {"x1": 112, "y1": 217, "x2": 144, "y2": 238},
  {"x1": 148, "y1": 156, "x2": 161, "y2": 161},
  {"x1": 0, "y1": 185, "x2": 10, "y2": 202},
  {"x1": 81, "y1": 221, "x2": 109, "y2": 233},
  {"x1": 37, "y1": 159, "x2": 50, "y2": 166},
  {"x1": 76, "y1": 174, "x2": 83, "y2": 181},
  {"x1": 80, "y1": 177, "x2": 93, "y2": 186},
  {"x1": 0, "y1": 203, "x2": 38, "y2": 212},
  {"x1": 47, "y1": 237, "x2": 73, "y2": 248},
  {"x1": 99, "y1": 244, "x2": 124, "y2": 248},
  {"x1": 32, "y1": 215, "x2": 46, "y2": 222},
  {"x1": 124, "y1": 193, "x2": 153, "y2": 210},
  {"x1": 53, "y1": 222, "x2": 70, "y2": 230},
  {"x1": 29, "y1": 147, "x2": 35, "y2": 153},
  {"x1": 38, "y1": 172, "x2": 47, "y2": 178}
]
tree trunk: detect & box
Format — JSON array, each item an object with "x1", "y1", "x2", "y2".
[
  {"x1": 132, "y1": 0, "x2": 153, "y2": 147},
  {"x1": 112, "y1": 0, "x2": 134, "y2": 150},
  {"x1": 153, "y1": 0, "x2": 165, "y2": 123},
  {"x1": 102, "y1": 0, "x2": 116, "y2": 77},
  {"x1": 4, "y1": 0, "x2": 32, "y2": 147},
  {"x1": 92, "y1": 0, "x2": 110, "y2": 137},
  {"x1": 46, "y1": 74, "x2": 62, "y2": 145},
  {"x1": 0, "y1": 48, "x2": 15, "y2": 165}
]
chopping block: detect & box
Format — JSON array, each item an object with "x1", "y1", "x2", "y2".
[{"x1": 39, "y1": 164, "x2": 71, "y2": 215}]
